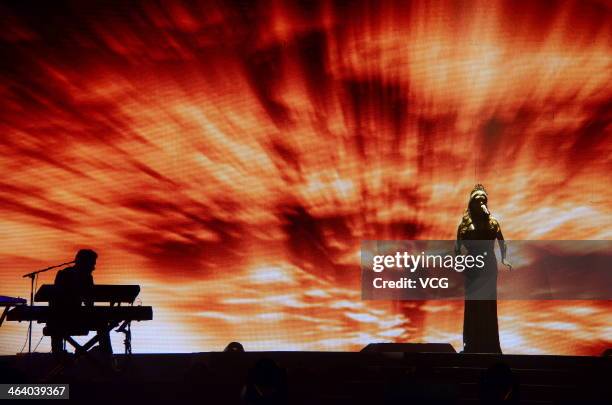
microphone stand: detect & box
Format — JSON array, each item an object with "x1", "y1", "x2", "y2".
[{"x1": 22, "y1": 261, "x2": 74, "y2": 354}]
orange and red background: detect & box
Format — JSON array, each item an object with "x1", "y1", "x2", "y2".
[{"x1": 0, "y1": 0, "x2": 610, "y2": 355}]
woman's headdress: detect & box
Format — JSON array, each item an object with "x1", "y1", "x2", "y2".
[{"x1": 469, "y1": 183, "x2": 488, "y2": 201}]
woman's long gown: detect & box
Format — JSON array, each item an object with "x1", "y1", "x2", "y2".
[{"x1": 460, "y1": 226, "x2": 502, "y2": 354}]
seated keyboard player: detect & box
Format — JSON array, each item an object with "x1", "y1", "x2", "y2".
[{"x1": 50, "y1": 249, "x2": 112, "y2": 356}]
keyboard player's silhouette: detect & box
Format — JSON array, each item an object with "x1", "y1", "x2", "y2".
[{"x1": 50, "y1": 249, "x2": 112, "y2": 356}]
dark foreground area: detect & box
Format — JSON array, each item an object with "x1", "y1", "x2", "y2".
[{"x1": 1, "y1": 350, "x2": 610, "y2": 404}]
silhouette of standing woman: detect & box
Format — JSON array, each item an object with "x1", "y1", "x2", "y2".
[{"x1": 455, "y1": 184, "x2": 512, "y2": 353}]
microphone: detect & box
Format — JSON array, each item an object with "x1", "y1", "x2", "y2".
[{"x1": 22, "y1": 261, "x2": 75, "y2": 278}]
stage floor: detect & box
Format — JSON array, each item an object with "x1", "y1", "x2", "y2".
[{"x1": 1, "y1": 351, "x2": 610, "y2": 404}]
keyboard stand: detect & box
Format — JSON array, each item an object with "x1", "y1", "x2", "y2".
[
  {"x1": 0, "y1": 307, "x2": 10, "y2": 327},
  {"x1": 42, "y1": 320, "x2": 127, "y2": 382},
  {"x1": 116, "y1": 321, "x2": 132, "y2": 355}
]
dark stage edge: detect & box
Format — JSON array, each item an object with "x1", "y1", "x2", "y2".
[{"x1": 1, "y1": 351, "x2": 610, "y2": 404}]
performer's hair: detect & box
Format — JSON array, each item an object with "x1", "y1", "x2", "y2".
[
  {"x1": 459, "y1": 184, "x2": 490, "y2": 235},
  {"x1": 75, "y1": 249, "x2": 97, "y2": 264}
]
